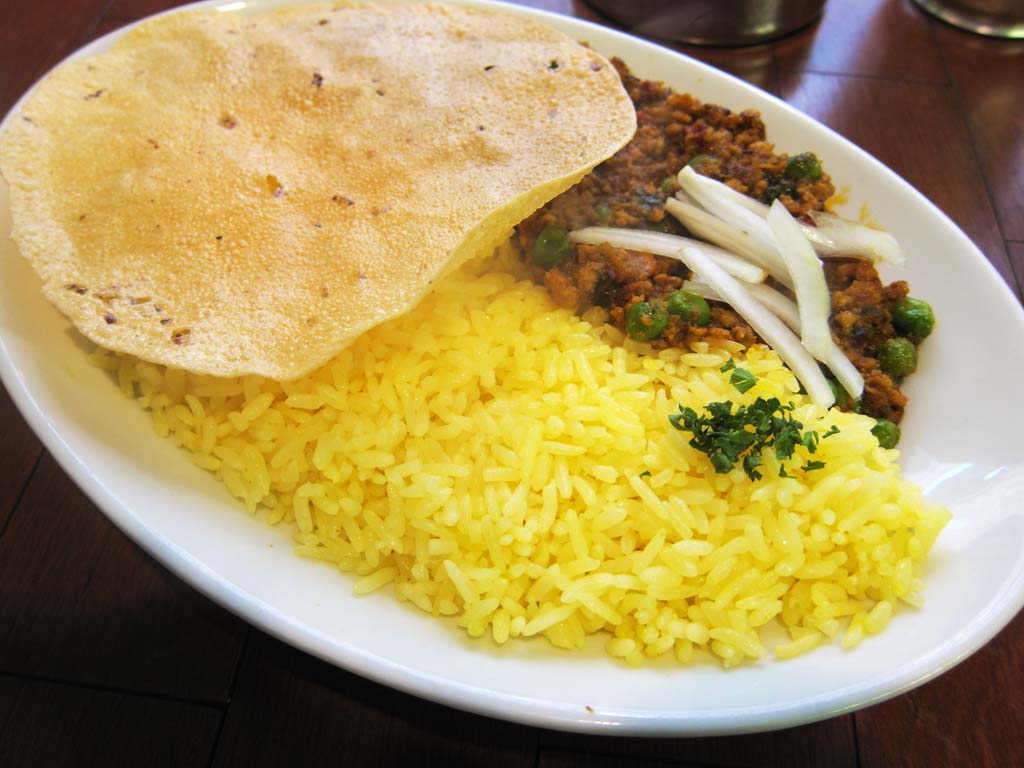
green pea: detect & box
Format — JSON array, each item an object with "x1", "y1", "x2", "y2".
[
  {"x1": 871, "y1": 419, "x2": 901, "y2": 449},
  {"x1": 625, "y1": 301, "x2": 669, "y2": 341},
  {"x1": 877, "y1": 337, "x2": 918, "y2": 377},
  {"x1": 659, "y1": 175, "x2": 677, "y2": 194},
  {"x1": 891, "y1": 297, "x2": 935, "y2": 341},
  {"x1": 594, "y1": 203, "x2": 613, "y2": 224},
  {"x1": 785, "y1": 152, "x2": 823, "y2": 180},
  {"x1": 828, "y1": 378, "x2": 851, "y2": 410},
  {"x1": 666, "y1": 291, "x2": 711, "y2": 326},
  {"x1": 532, "y1": 226, "x2": 570, "y2": 269},
  {"x1": 687, "y1": 154, "x2": 714, "y2": 171}
]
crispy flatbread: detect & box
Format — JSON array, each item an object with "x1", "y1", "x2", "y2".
[{"x1": 0, "y1": 2, "x2": 635, "y2": 378}]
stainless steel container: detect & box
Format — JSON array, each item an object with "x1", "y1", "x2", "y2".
[
  {"x1": 912, "y1": 0, "x2": 1024, "y2": 38},
  {"x1": 582, "y1": 0, "x2": 826, "y2": 46}
]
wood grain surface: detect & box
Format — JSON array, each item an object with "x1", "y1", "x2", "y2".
[{"x1": 1, "y1": 1, "x2": 1022, "y2": 765}]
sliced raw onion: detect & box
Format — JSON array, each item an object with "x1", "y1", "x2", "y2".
[
  {"x1": 805, "y1": 211, "x2": 906, "y2": 266},
  {"x1": 678, "y1": 166, "x2": 905, "y2": 265},
  {"x1": 822, "y1": 345, "x2": 864, "y2": 402},
  {"x1": 683, "y1": 278, "x2": 800, "y2": 330},
  {"x1": 569, "y1": 227, "x2": 767, "y2": 284},
  {"x1": 677, "y1": 246, "x2": 834, "y2": 408},
  {"x1": 685, "y1": 278, "x2": 863, "y2": 400},
  {"x1": 679, "y1": 278, "x2": 719, "y2": 300},
  {"x1": 664, "y1": 198, "x2": 793, "y2": 288},
  {"x1": 682, "y1": 170, "x2": 767, "y2": 217},
  {"x1": 677, "y1": 167, "x2": 789, "y2": 278},
  {"x1": 678, "y1": 167, "x2": 775, "y2": 247},
  {"x1": 766, "y1": 200, "x2": 833, "y2": 361}
]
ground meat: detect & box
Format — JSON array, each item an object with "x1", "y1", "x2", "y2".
[
  {"x1": 517, "y1": 60, "x2": 922, "y2": 423},
  {"x1": 543, "y1": 267, "x2": 584, "y2": 309},
  {"x1": 861, "y1": 372, "x2": 908, "y2": 423},
  {"x1": 825, "y1": 259, "x2": 912, "y2": 422},
  {"x1": 826, "y1": 259, "x2": 909, "y2": 365},
  {"x1": 517, "y1": 58, "x2": 833, "y2": 253}
]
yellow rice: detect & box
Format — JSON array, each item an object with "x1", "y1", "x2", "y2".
[{"x1": 93, "y1": 244, "x2": 950, "y2": 667}]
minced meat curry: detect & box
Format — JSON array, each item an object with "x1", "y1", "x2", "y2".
[{"x1": 516, "y1": 59, "x2": 932, "y2": 427}]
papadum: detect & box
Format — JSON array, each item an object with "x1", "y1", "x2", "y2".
[{"x1": 0, "y1": 2, "x2": 635, "y2": 378}]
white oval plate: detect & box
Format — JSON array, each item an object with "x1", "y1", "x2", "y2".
[{"x1": 2, "y1": 0, "x2": 1023, "y2": 737}]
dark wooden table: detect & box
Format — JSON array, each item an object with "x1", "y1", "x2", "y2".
[{"x1": 2, "y1": 1, "x2": 1022, "y2": 765}]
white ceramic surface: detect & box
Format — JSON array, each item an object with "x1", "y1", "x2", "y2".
[{"x1": 2, "y1": 0, "x2": 1023, "y2": 737}]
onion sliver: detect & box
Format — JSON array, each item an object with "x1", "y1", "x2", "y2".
[
  {"x1": 569, "y1": 227, "x2": 767, "y2": 284},
  {"x1": 805, "y1": 211, "x2": 906, "y2": 266},
  {"x1": 822, "y1": 345, "x2": 865, "y2": 402},
  {"x1": 678, "y1": 167, "x2": 774, "y2": 246},
  {"x1": 682, "y1": 170, "x2": 768, "y2": 217},
  {"x1": 664, "y1": 198, "x2": 793, "y2": 288},
  {"x1": 687, "y1": 277, "x2": 863, "y2": 400},
  {"x1": 677, "y1": 245, "x2": 835, "y2": 409},
  {"x1": 677, "y1": 168, "x2": 789, "y2": 278},
  {"x1": 682, "y1": 278, "x2": 800, "y2": 330},
  {"x1": 766, "y1": 200, "x2": 834, "y2": 361},
  {"x1": 679, "y1": 278, "x2": 720, "y2": 302},
  {"x1": 678, "y1": 166, "x2": 905, "y2": 265}
]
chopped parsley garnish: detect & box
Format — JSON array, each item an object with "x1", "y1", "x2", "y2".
[
  {"x1": 729, "y1": 367, "x2": 758, "y2": 394},
  {"x1": 719, "y1": 358, "x2": 757, "y2": 394},
  {"x1": 668, "y1": 397, "x2": 836, "y2": 481}
]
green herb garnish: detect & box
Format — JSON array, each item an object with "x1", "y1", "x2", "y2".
[
  {"x1": 719, "y1": 359, "x2": 757, "y2": 394},
  {"x1": 668, "y1": 397, "x2": 834, "y2": 481},
  {"x1": 729, "y1": 367, "x2": 758, "y2": 394},
  {"x1": 801, "y1": 429, "x2": 820, "y2": 453}
]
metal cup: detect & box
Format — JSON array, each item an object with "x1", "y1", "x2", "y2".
[
  {"x1": 582, "y1": 0, "x2": 826, "y2": 46},
  {"x1": 912, "y1": 0, "x2": 1024, "y2": 38}
]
